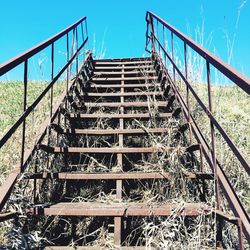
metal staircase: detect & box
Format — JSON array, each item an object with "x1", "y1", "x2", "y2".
[{"x1": 0, "y1": 12, "x2": 249, "y2": 249}]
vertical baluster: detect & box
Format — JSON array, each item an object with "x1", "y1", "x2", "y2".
[
  {"x1": 81, "y1": 22, "x2": 85, "y2": 62},
  {"x1": 163, "y1": 26, "x2": 166, "y2": 66},
  {"x1": 76, "y1": 26, "x2": 79, "y2": 74},
  {"x1": 157, "y1": 20, "x2": 160, "y2": 55},
  {"x1": 81, "y1": 22, "x2": 84, "y2": 42},
  {"x1": 70, "y1": 28, "x2": 75, "y2": 77},
  {"x1": 21, "y1": 60, "x2": 28, "y2": 171},
  {"x1": 149, "y1": 15, "x2": 155, "y2": 53},
  {"x1": 50, "y1": 42, "x2": 54, "y2": 117},
  {"x1": 206, "y1": 61, "x2": 220, "y2": 209},
  {"x1": 66, "y1": 32, "x2": 69, "y2": 93},
  {"x1": 171, "y1": 32, "x2": 176, "y2": 83},
  {"x1": 85, "y1": 18, "x2": 88, "y2": 38},
  {"x1": 184, "y1": 42, "x2": 192, "y2": 142}
]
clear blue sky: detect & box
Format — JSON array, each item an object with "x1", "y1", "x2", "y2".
[{"x1": 0, "y1": 0, "x2": 249, "y2": 77}]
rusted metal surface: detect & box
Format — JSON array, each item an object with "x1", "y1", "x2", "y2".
[
  {"x1": 95, "y1": 65, "x2": 154, "y2": 70},
  {"x1": 92, "y1": 76, "x2": 157, "y2": 81},
  {"x1": 69, "y1": 112, "x2": 172, "y2": 119},
  {"x1": 94, "y1": 60, "x2": 152, "y2": 65},
  {"x1": 27, "y1": 171, "x2": 214, "y2": 180},
  {"x1": 0, "y1": 166, "x2": 20, "y2": 211},
  {"x1": 50, "y1": 126, "x2": 175, "y2": 135},
  {"x1": 146, "y1": 11, "x2": 250, "y2": 94},
  {"x1": 80, "y1": 91, "x2": 163, "y2": 97},
  {"x1": 88, "y1": 83, "x2": 161, "y2": 88},
  {"x1": 81, "y1": 101, "x2": 168, "y2": 108},
  {"x1": 27, "y1": 202, "x2": 209, "y2": 217},
  {"x1": 38, "y1": 145, "x2": 178, "y2": 154},
  {"x1": 95, "y1": 70, "x2": 155, "y2": 75}
]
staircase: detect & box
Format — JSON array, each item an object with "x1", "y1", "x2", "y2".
[
  {"x1": 22, "y1": 56, "x2": 214, "y2": 248},
  {"x1": 0, "y1": 12, "x2": 249, "y2": 249}
]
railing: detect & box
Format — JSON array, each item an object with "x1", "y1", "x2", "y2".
[
  {"x1": 0, "y1": 17, "x2": 89, "y2": 212},
  {"x1": 145, "y1": 11, "x2": 250, "y2": 244}
]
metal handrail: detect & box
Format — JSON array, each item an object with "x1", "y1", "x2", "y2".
[
  {"x1": 0, "y1": 16, "x2": 88, "y2": 155},
  {"x1": 145, "y1": 11, "x2": 250, "y2": 245},
  {"x1": 0, "y1": 17, "x2": 87, "y2": 76},
  {"x1": 146, "y1": 11, "x2": 250, "y2": 94},
  {"x1": 0, "y1": 16, "x2": 90, "y2": 213}
]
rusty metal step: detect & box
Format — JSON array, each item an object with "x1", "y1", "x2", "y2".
[
  {"x1": 28, "y1": 202, "x2": 210, "y2": 217},
  {"x1": 94, "y1": 60, "x2": 152, "y2": 65},
  {"x1": 81, "y1": 91, "x2": 164, "y2": 97},
  {"x1": 51, "y1": 125, "x2": 174, "y2": 135},
  {"x1": 94, "y1": 70, "x2": 155, "y2": 75},
  {"x1": 27, "y1": 171, "x2": 214, "y2": 180},
  {"x1": 95, "y1": 65, "x2": 154, "y2": 70},
  {"x1": 95, "y1": 57, "x2": 151, "y2": 62},
  {"x1": 38, "y1": 145, "x2": 178, "y2": 154},
  {"x1": 81, "y1": 101, "x2": 168, "y2": 108},
  {"x1": 69, "y1": 112, "x2": 173, "y2": 120},
  {"x1": 92, "y1": 76, "x2": 157, "y2": 82},
  {"x1": 87, "y1": 83, "x2": 161, "y2": 88}
]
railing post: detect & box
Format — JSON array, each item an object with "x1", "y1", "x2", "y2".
[
  {"x1": 21, "y1": 60, "x2": 28, "y2": 172},
  {"x1": 75, "y1": 26, "x2": 79, "y2": 74},
  {"x1": 81, "y1": 22, "x2": 85, "y2": 63},
  {"x1": 163, "y1": 26, "x2": 167, "y2": 67},
  {"x1": 206, "y1": 61, "x2": 220, "y2": 209},
  {"x1": 70, "y1": 28, "x2": 75, "y2": 77},
  {"x1": 66, "y1": 32, "x2": 69, "y2": 93},
  {"x1": 50, "y1": 42, "x2": 54, "y2": 117},
  {"x1": 149, "y1": 15, "x2": 155, "y2": 54},
  {"x1": 184, "y1": 42, "x2": 192, "y2": 142},
  {"x1": 171, "y1": 32, "x2": 176, "y2": 83},
  {"x1": 157, "y1": 20, "x2": 160, "y2": 55}
]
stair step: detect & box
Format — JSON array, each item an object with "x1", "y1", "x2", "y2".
[
  {"x1": 81, "y1": 101, "x2": 168, "y2": 108},
  {"x1": 51, "y1": 126, "x2": 174, "y2": 135},
  {"x1": 38, "y1": 145, "x2": 178, "y2": 154},
  {"x1": 88, "y1": 83, "x2": 161, "y2": 88},
  {"x1": 94, "y1": 70, "x2": 155, "y2": 75},
  {"x1": 95, "y1": 57, "x2": 151, "y2": 62},
  {"x1": 94, "y1": 60, "x2": 152, "y2": 65},
  {"x1": 95, "y1": 65, "x2": 154, "y2": 70},
  {"x1": 92, "y1": 76, "x2": 157, "y2": 82},
  {"x1": 28, "y1": 202, "x2": 209, "y2": 217},
  {"x1": 69, "y1": 112, "x2": 172, "y2": 119},
  {"x1": 27, "y1": 171, "x2": 214, "y2": 180},
  {"x1": 82, "y1": 91, "x2": 163, "y2": 97}
]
